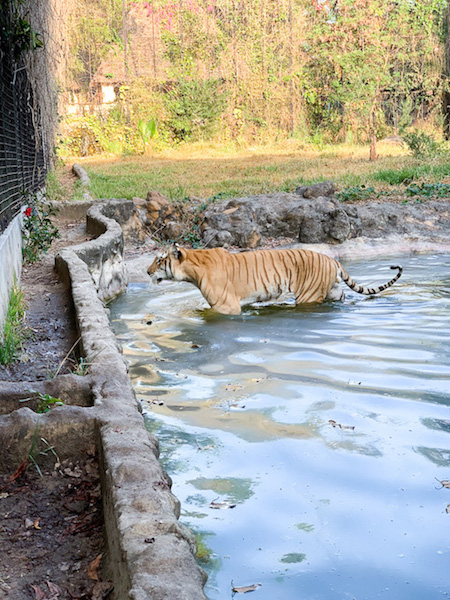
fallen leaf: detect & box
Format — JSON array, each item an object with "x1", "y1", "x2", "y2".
[
  {"x1": 46, "y1": 581, "x2": 62, "y2": 598},
  {"x1": 6, "y1": 458, "x2": 27, "y2": 482},
  {"x1": 223, "y1": 206, "x2": 239, "y2": 215},
  {"x1": 91, "y1": 581, "x2": 114, "y2": 600},
  {"x1": 88, "y1": 554, "x2": 103, "y2": 581},
  {"x1": 25, "y1": 517, "x2": 34, "y2": 529},
  {"x1": 30, "y1": 585, "x2": 46, "y2": 600},
  {"x1": 63, "y1": 465, "x2": 82, "y2": 478},
  {"x1": 0, "y1": 492, "x2": 9, "y2": 499},
  {"x1": 34, "y1": 518, "x2": 41, "y2": 530},
  {"x1": 232, "y1": 582, "x2": 262, "y2": 593}
]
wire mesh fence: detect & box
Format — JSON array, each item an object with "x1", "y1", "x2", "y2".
[{"x1": 0, "y1": 50, "x2": 47, "y2": 234}]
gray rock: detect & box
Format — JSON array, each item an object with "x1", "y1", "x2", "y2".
[{"x1": 295, "y1": 181, "x2": 336, "y2": 198}]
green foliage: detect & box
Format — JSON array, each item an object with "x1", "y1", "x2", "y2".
[
  {"x1": 0, "y1": 0, "x2": 43, "y2": 58},
  {"x1": 61, "y1": 0, "x2": 449, "y2": 150},
  {"x1": 374, "y1": 163, "x2": 450, "y2": 184},
  {"x1": 28, "y1": 428, "x2": 60, "y2": 476},
  {"x1": 138, "y1": 118, "x2": 157, "y2": 144},
  {"x1": 405, "y1": 182, "x2": 450, "y2": 198},
  {"x1": 69, "y1": 0, "x2": 122, "y2": 91},
  {"x1": 0, "y1": 283, "x2": 26, "y2": 365},
  {"x1": 304, "y1": 0, "x2": 445, "y2": 141},
  {"x1": 21, "y1": 391, "x2": 64, "y2": 413},
  {"x1": 373, "y1": 168, "x2": 418, "y2": 185},
  {"x1": 402, "y1": 130, "x2": 447, "y2": 160},
  {"x1": 45, "y1": 170, "x2": 66, "y2": 203},
  {"x1": 22, "y1": 194, "x2": 60, "y2": 264},
  {"x1": 336, "y1": 185, "x2": 376, "y2": 202},
  {"x1": 163, "y1": 79, "x2": 227, "y2": 142},
  {"x1": 60, "y1": 113, "x2": 143, "y2": 156}
]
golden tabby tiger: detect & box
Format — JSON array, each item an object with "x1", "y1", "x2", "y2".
[{"x1": 147, "y1": 245, "x2": 402, "y2": 315}]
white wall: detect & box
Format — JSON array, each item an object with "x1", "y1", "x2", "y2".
[{"x1": 0, "y1": 212, "x2": 23, "y2": 338}]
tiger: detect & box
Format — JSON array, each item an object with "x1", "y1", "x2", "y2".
[{"x1": 147, "y1": 245, "x2": 403, "y2": 315}]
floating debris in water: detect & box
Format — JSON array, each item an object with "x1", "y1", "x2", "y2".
[
  {"x1": 435, "y1": 478, "x2": 450, "y2": 489},
  {"x1": 210, "y1": 498, "x2": 236, "y2": 510},
  {"x1": 329, "y1": 419, "x2": 355, "y2": 431},
  {"x1": 232, "y1": 582, "x2": 262, "y2": 594}
]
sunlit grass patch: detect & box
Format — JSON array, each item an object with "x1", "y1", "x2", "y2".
[
  {"x1": 0, "y1": 284, "x2": 27, "y2": 365},
  {"x1": 67, "y1": 140, "x2": 450, "y2": 202}
]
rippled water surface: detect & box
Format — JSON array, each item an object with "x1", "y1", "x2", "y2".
[{"x1": 110, "y1": 254, "x2": 450, "y2": 600}]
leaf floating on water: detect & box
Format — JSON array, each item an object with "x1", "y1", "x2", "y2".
[
  {"x1": 329, "y1": 419, "x2": 355, "y2": 431},
  {"x1": 210, "y1": 498, "x2": 236, "y2": 510},
  {"x1": 435, "y1": 478, "x2": 450, "y2": 489},
  {"x1": 232, "y1": 582, "x2": 262, "y2": 594},
  {"x1": 197, "y1": 443, "x2": 215, "y2": 452}
]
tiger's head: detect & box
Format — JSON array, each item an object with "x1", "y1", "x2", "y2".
[{"x1": 147, "y1": 245, "x2": 187, "y2": 283}]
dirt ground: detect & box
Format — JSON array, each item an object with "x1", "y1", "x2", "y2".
[
  {"x1": 0, "y1": 220, "x2": 88, "y2": 383},
  {"x1": 0, "y1": 455, "x2": 111, "y2": 599},
  {"x1": 0, "y1": 218, "x2": 113, "y2": 599}
]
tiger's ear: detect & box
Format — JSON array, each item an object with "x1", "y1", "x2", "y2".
[{"x1": 170, "y1": 243, "x2": 185, "y2": 261}]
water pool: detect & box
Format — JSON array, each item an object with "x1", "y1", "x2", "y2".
[{"x1": 110, "y1": 254, "x2": 450, "y2": 600}]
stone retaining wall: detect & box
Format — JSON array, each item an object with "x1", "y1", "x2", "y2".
[{"x1": 54, "y1": 200, "x2": 207, "y2": 599}]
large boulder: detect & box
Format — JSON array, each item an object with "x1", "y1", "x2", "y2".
[{"x1": 135, "y1": 183, "x2": 450, "y2": 249}]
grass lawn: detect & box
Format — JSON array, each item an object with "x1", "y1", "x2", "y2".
[{"x1": 59, "y1": 140, "x2": 450, "y2": 202}]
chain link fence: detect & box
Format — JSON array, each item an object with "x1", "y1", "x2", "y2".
[{"x1": 0, "y1": 50, "x2": 47, "y2": 234}]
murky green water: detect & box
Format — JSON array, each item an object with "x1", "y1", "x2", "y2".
[{"x1": 110, "y1": 254, "x2": 450, "y2": 600}]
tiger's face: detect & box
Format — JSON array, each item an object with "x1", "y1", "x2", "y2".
[{"x1": 147, "y1": 246, "x2": 184, "y2": 283}]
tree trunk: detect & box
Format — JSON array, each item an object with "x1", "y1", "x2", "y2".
[{"x1": 369, "y1": 104, "x2": 378, "y2": 161}]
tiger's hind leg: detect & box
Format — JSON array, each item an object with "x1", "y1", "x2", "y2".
[{"x1": 325, "y1": 282, "x2": 345, "y2": 302}]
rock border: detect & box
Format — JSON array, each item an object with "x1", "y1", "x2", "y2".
[{"x1": 55, "y1": 200, "x2": 208, "y2": 599}]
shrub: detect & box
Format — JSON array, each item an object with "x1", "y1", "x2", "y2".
[
  {"x1": 402, "y1": 130, "x2": 447, "y2": 160},
  {"x1": 22, "y1": 194, "x2": 60, "y2": 264},
  {"x1": 163, "y1": 79, "x2": 227, "y2": 142}
]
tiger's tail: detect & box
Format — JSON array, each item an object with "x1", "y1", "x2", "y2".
[{"x1": 339, "y1": 265, "x2": 403, "y2": 296}]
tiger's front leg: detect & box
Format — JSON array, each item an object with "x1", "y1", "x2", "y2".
[{"x1": 209, "y1": 298, "x2": 242, "y2": 315}]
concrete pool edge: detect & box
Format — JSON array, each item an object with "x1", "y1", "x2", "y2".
[{"x1": 55, "y1": 200, "x2": 207, "y2": 599}]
